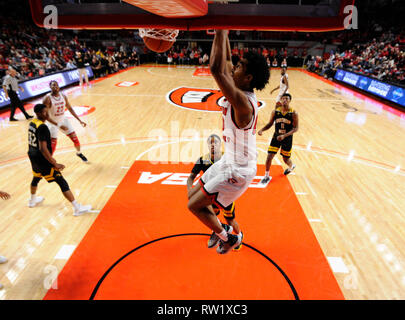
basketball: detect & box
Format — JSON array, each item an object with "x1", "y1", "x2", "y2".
[{"x1": 143, "y1": 36, "x2": 175, "y2": 53}]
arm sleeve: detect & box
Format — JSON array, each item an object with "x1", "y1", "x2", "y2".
[{"x1": 191, "y1": 157, "x2": 204, "y2": 175}]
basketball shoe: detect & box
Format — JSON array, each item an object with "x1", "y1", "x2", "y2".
[
  {"x1": 233, "y1": 231, "x2": 244, "y2": 251},
  {"x1": 217, "y1": 233, "x2": 242, "y2": 255},
  {"x1": 284, "y1": 164, "x2": 296, "y2": 175},
  {"x1": 73, "y1": 204, "x2": 92, "y2": 216},
  {"x1": 208, "y1": 224, "x2": 233, "y2": 248},
  {"x1": 28, "y1": 196, "x2": 44, "y2": 208},
  {"x1": 260, "y1": 176, "x2": 272, "y2": 185},
  {"x1": 76, "y1": 152, "x2": 88, "y2": 163}
]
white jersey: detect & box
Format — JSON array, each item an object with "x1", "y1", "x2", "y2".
[
  {"x1": 280, "y1": 73, "x2": 289, "y2": 94},
  {"x1": 220, "y1": 91, "x2": 258, "y2": 167},
  {"x1": 46, "y1": 93, "x2": 66, "y2": 122}
]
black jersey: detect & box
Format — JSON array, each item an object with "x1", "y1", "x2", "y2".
[
  {"x1": 191, "y1": 153, "x2": 222, "y2": 175},
  {"x1": 28, "y1": 119, "x2": 52, "y2": 157},
  {"x1": 274, "y1": 107, "x2": 295, "y2": 136}
]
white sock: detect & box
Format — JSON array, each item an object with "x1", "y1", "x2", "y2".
[
  {"x1": 30, "y1": 194, "x2": 36, "y2": 200},
  {"x1": 265, "y1": 171, "x2": 269, "y2": 177},
  {"x1": 216, "y1": 229, "x2": 228, "y2": 242},
  {"x1": 72, "y1": 200, "x2": 80, "y2": 210}
]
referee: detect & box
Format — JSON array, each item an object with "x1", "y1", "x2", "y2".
[{"x1": 2, "y1": 67, "x2": 33, "y2": 121}]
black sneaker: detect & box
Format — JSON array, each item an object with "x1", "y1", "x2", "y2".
[
  {"x1": 26, "y1": 115, "x2": 34, "y2": 119},
  {"x1": 9, "y1": 118, "x2": 18, "y2": 121},
  {"x1": 233, "y1": 232, "x2": 243, "y2": 251},
  {"x1": 77, "y1": 153, "x2": 88, "y2": 163},
  {"x1": 216, "y1": 233, "x2": 241, "y2": 255},
  {"x1": 260, "y1": 176, "x2": 272, "y2": 185},
  {"x1": 284, "y1": 164, "x2": 296, "y2": 175},
  {"x1": 207, "y1": 224, "x2": 233, "y2": 249}
]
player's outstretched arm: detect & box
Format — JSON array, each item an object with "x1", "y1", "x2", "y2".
[
  {"x1": 270, "y1": 85, "x2": 280, "y2": 94},
  {"x1": 210, "y1": 30, "x2": 252, "y2": 127},
  {"x1": 64, "y1": 94, "x2": 86, "y2": 127}
]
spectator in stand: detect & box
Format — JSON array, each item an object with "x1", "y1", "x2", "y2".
[
  {"x1": 65, "y1": 59, "x2": 75, "y2": 70},
  {"x1": 167, "y1": 52, "x2": 173, "y2": 66},
  {"x1": 272, "y1": 58, "x2": 278, "y2": 68},
  {"x1": 90, "y1": 56, "x2": 102, "y2": 78},
  {"x1": 173, "y1": 51, "x2": 178, "y2": 65},
  {"x1": 179, "y1": 49, "x2": 185, "y2": 65},
  {"x1": 281, "y1": 58, "x2": 288, "y2": 68}
]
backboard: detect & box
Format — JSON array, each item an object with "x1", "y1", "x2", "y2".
[{"x1": 29, "y1": 0, "x2": 356, "y2": 31}]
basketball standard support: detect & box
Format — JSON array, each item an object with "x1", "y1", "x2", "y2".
[
  {"x1": 122, "y1": 0, "x2": 208, "y2": 18},
  {"x1": 29, "y1": 0, "x2": 356, "y2": 31}
]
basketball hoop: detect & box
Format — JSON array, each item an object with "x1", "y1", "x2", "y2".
[{"x1": 139, "y1": 28, "x2": 179, "y2": 42}]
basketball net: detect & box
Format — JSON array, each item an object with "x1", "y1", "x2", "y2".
[{"x1": 139, "y1": 28, "x2": 179, "y2": 42}]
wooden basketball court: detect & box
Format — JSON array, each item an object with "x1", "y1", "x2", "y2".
[{"x1": 0, "y1": 65, "x2": 404, "y2": 299}]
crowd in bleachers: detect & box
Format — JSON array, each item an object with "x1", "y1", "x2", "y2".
[
  {"x1": 1, "y1": 0, "x2": 404, "y2": 87},
  {"x1": 0, "y1": 16, "x2": 142, "y2": 82},
  {"x1": 306, "y1": 30, "x2": 405, "y2": 86},
  {"x1": 153, "y1": 44, "x2": 305, "y2": 69}
]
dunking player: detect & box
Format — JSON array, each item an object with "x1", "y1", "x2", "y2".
[
  {"x1": 258, "y1": 93, "x2": 298, "y2": 185},
  {"x1": 43, "y1": 81, "x2": 88, "y2": 162},
  {"x1": 187, "y1": 30, "x2": 270, "y2": 254},
  {"x1": 187, "y1": 134, "x2": 242, "y2": 251},
  {"x1": 27, "y1": 103, "x2": 92, "y2": 215},
  {"x1": 270, "y1": 67, "x2": 289, "y2": 107}
]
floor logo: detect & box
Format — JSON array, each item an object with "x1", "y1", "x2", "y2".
[
  {"x1": 166, "y1": 87, "x2": 264, "y2": 112},
  {"x1": 65, "y1": 105, "x2": 96, "y2": 118},
  {"x1": 115, "y1": 81, "x2": 139, "y2": 87}
]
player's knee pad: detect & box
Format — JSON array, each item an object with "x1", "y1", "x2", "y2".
[
  {"x1": 31, "y1": 177, "x2": 42, "y2": 187},
  {"x1": 54, "y1": 176, "x2": 70, "y2": 193}
]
